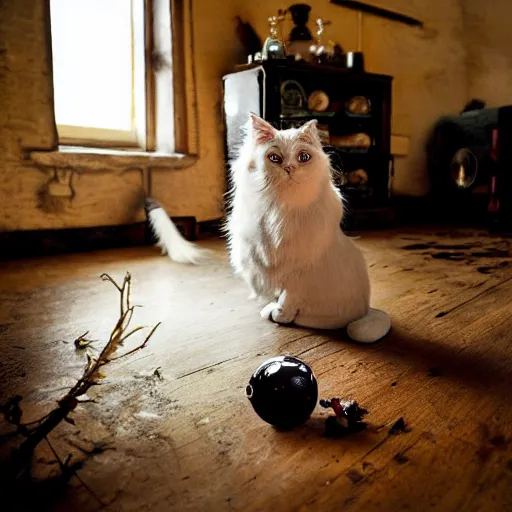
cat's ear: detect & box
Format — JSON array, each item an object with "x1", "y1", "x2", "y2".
[
  {"x1": 250, "y1": 113, "x2": 276, "y2": 144},
  {"x1": 298, "y1": 119, "x2": 319, "y2": 143}
]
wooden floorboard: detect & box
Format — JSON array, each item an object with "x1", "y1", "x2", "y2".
[{"x1": 0, "y1": 228, "x2": 511, "y2": 511}]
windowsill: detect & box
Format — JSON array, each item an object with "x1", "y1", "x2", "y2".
[{"x1": 30, "y1": 146, "x2": 198, "y2": 171}]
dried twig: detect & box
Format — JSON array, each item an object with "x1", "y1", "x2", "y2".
[{"x1": 0, "y1": 272, "x2": 161, "y2": 494}]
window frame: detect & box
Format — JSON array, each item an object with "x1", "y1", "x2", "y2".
[{"x1": 47, "y1": 0, "x2": 192, "y2": 156}]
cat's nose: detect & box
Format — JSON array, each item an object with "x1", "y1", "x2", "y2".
[{"x1": 283, "y1": 166, "x2": 292, "y2": 174}]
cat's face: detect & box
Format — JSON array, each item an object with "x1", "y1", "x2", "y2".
[{"x1": 248, "y1": 114, "x2": 331, "y2": 207}]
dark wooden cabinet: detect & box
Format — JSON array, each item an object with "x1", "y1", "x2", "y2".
[{"x1": 222, "y1": 60, "x2": 394, "y2": 229}]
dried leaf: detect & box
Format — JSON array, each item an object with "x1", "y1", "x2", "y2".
[
  {"x1": 74, "y1": 331, "x2": 94, "y2": 350},
  {"x1": 85, "y1": 354, "x2": 96, "y2": 373},
  {"x1": 76, "y1": 339, "x2": 91, "y2": 349}
]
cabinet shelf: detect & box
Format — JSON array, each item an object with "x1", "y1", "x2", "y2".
[
  {"x1": 222, "y1": 61, "x2": 393, "y2": 227},
  {"x1": 280, "y1": 111, "x2": 336, "y2": 119}
]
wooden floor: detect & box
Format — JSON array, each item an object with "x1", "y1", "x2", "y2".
[{"x1": 1, "y1": 227, "x2": 512, "y2": 512}]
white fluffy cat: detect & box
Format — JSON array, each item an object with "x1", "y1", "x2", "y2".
[
  {"x1": 225, "y1": 114, "x2": 391, "y2": 343},
  {"x1": 146, "y1": 113, "x2": 390, "y2": 343}
]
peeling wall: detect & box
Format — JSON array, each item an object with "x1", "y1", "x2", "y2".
[
  {"x1": 0, "y1": 1, "x2": 147, "y2": 231},
  {"x1": 462, "y1": 0, "x2": 512, "y2": 108},
  {"x1": 0, "y1": 0, "x2": 471, "y2": 232}
]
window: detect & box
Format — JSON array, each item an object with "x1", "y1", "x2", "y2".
[{"x1": 49, "y1": 0, "x2": 178, "y2": 154}]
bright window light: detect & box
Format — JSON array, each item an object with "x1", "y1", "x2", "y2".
[{"x1": 50, "y1": 0, "x2": 145, "y2": 147}]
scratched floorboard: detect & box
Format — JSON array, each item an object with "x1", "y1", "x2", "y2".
[{"x1": 0, "y1": 227, "x2": 511, "y2": 511}]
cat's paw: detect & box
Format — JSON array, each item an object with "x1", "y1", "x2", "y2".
[
  {"x1": 260, "y1": 302, "x2": 280, "y2": 319},
  {"x1": 260, "y1": 302, "x2": 296, "y2": 325}
]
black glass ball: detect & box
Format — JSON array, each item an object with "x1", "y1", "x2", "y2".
[{"x1": 246, "y1": 356, "x2": 318, "y2": 430}]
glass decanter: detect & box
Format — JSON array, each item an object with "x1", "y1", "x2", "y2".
[{"x1": 262, "y1": 15, "x2": 286, "y2": 60}]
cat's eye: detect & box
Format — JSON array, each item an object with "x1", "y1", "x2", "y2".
[
  {"x1": 298, "y1": 151, "x2": 311, "y2": 163},
  {"x1": 268, "y1": 153, "x2": 283, "y2": 164}
]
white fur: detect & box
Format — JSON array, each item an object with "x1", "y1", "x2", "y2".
[
  {"x1": 147, "y1": 207, "x2": 208, "y2": 264},
  {"x1": 347, "y1": 308, "x2": 391, "y2": 344},
  {"x1": 225, "y1": 114, "x2": 391, "y2": 343}
]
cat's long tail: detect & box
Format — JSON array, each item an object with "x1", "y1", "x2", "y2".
[
  {"x1": 347, "y1": 308, "x2": 391, "y2": 344},
  {"x1": 145, "y1": 198, "x2": 209, "y2": 264}
]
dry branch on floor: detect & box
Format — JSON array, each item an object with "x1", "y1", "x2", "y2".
[{"x1": 0, "y1": 272, "x2": 161, "y2": 497}]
